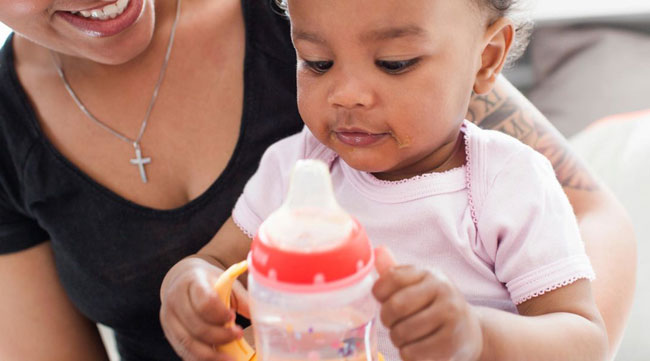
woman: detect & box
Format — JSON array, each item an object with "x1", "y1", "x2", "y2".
[{"x1": 0, "y1": 0, "x2": 635, "y2": 360}]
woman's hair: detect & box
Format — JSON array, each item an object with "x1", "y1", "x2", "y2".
[{"x1": 273, "y1": 0, "x2": 532, "y2": 67}]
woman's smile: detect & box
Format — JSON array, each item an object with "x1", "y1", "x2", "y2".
[{"x1": 56, "y1": 0, "x2": 144, "y2": 37}]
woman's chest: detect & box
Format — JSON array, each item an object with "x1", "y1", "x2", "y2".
[
  {"x1": 22, "y1": 50, "x2": 245, "y2": 210},
  {"x1": 10, "y1": 1, "x2": 248, "y2": 209}
]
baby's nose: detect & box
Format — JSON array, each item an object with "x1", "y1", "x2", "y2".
[{"x1": 327, "y1": 75, "x2": 375, "y2": 109}]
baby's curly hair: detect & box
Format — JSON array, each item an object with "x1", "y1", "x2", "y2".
[{"x1": 273, "y1": 0, "x2": 532, "y2": 67}]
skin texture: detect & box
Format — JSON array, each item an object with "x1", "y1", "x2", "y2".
[{"x1": 0, "y1": 0, "x2": 634, "y2": 360}]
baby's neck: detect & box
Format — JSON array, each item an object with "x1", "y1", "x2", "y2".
[{"x1": 372, "y1": 131, "x2": 467, "y2": 182}]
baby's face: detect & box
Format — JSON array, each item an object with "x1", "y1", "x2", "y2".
[{"x1": 289, "y1": 0, "x2": 490, "y2": 180}]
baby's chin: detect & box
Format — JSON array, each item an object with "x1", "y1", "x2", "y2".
[{"x1": 337, "y1": 153, "x2": 401, "y2": 178}]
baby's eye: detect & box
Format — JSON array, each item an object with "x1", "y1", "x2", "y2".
[
  {"x1": 304, "y1": 60, "x2": 334, "y2": 74},
  {"x1": 376, "y1": 58, "x2": 420, "y2": 74}
]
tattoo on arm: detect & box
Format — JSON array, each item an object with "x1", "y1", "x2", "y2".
[{"x1": 468, "y1": 90, "x2": 599, "y2": 191}]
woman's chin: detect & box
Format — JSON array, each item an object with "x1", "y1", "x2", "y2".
[{"x1": 53, "y1": 0, "x2": 156, "y2": 65}]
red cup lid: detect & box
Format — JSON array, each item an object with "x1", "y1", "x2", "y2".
[{"x1": 249, "y1": 219, "x2": 373, "y2": 291}]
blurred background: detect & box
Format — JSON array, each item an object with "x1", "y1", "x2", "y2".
[{"x1": 1, "y1": 0, "x2": 649, "y2": 360}]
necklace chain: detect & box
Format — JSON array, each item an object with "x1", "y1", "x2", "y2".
[{"x1": 51, "y1": 0, "x2": 182, "y2": 183}]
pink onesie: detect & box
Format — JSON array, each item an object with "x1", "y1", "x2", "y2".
[{"x1": 233, "y1": 120, "x2": 594, "y2": 359}]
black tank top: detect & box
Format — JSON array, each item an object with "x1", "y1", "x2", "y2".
[{"x1": 0, "y1": 1, "x2": 301, "y2": 359}]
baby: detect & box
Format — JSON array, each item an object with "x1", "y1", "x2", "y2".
[{"x1": 161, "y1": 0, "x2": 608, "y2": 360}]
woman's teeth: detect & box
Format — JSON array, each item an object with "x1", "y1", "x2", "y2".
[{"x1": 70, "y1": 0, "x2": 130, "y2": 20}]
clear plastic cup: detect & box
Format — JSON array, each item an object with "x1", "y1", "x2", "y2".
[
  {"x1": 249, "y1": 271, "x2": 378, "y2": 361},
  {"x1": 247, "y1": 160, "x2": 378, "y2": 361}
]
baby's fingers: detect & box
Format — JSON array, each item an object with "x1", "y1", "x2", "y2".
[
  {"x1": 372, "y1": 265, "x2": 428, "y2": 303},
  {"x1": 182, "y1": 281, "x2": 242, "y2": 344},
  {"x1": 163, "y1": 312, "x2": 234, "y2": 361},
  {"x1": 188, "y1": 277, "x2": 232, "y2": 325},
  {"x1": 388, "y1": 298, "x2": 449, "y2": 349},
  {"x1": 397, "y1": 320, "x2": 470, "y2": 361},
  {"x1": 374, "y1": 246, "x2": 397, "y2": 276},
  {"x1": 398, "y1": 331, "x2": 445, "y2": 361},
  {"x1": 231, "y1": 280, "x2": 251, "y2": 319},
  {"x1": 379, "y1": 271, "x2": 439, "y2": 328},
  {"x1": 176, "y1": 303, "x2": 242, "y2": 347}
]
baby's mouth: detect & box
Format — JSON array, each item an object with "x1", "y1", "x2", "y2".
[
  {"x1": 334, "y1": 130, "x2": 389, "y2": 147},
  {"x1": 67, "y1": 0, "x2": 130, "y2": 20}
]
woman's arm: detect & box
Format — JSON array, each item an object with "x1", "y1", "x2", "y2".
[
  {"x1": 468, "y1": 75, "x2": 637, "y2": 358},
  {"x1": 0, "y1": 243, "x2": 109, "y2": 361}
]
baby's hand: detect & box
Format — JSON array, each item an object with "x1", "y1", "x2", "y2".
[
  {"x1": 160, "y1": 257, "x2": 243, "y2": 361},
  {"x1": 372, "y1": 249, "x2": 483, "y2": 361}
]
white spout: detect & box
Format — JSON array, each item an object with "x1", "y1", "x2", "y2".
[{"x1": 261, "y1": 160, "x2": 355, "y2": 252}]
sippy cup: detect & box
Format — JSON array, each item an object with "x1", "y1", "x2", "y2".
[{"x1": 214, "y1": 159, "x2": 381, "y2": 361}]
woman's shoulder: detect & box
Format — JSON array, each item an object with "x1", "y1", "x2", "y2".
[
  {"x1": 0, "y1": 35, "x2": 43, "y2": 179},
  {"x1": 465, "y1": 120, "x2": 549, "y2": 171},
  {"x1": 242, "y1": 0, "x2": 295, "y2": 65}
]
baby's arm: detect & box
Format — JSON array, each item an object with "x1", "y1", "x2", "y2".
[
  {"x1": 160, "y1": 217, "x2": 251, "y2": 360},
  {"x1": 468, "y1": 76, "x2": 635, "y2": 357},
  {"x1": 373, "y1": 248, "x2": 607, "y2": 361},
  {"x1": 160, "y1": 129, "x2": 323, "y2": 359},
  {"x1": 478, "y1": 279, "x2": 606, "y2": 360}
]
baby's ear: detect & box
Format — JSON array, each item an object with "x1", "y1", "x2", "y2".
[{"x1": 473, "y1": 18, "x2": 514, "y2": 95}]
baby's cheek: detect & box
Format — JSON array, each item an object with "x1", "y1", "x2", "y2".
[
  {"x1": 391, "y1": 132, "x2": 412, "y2": 149},
  {"x1": 297, "y1": 98, "x2": 323, "y2": 127}
]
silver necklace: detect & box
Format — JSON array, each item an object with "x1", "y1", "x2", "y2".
[{"x1": 51, "y1": 0, "x2": 182, "y2": 183}]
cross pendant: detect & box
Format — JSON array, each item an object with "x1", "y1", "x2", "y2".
[{"x1": 129, "y1": 143, "x2": 152, "y2": 183}]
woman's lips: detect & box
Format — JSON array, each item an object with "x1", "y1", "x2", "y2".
[
  {"x1": 334, "y1": 131, "x2": 388, "y2": 147},
  {"x1": 56, "y1": 0, "x2": 145, "y2": 38}
]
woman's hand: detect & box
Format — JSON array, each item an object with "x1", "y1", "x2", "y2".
[
  {"x1": 372, "y1": 247, "x2": 483, "y2": 361},
  {"x1": 160, "y1": 256, "x2": 243, "y2": 361}
]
